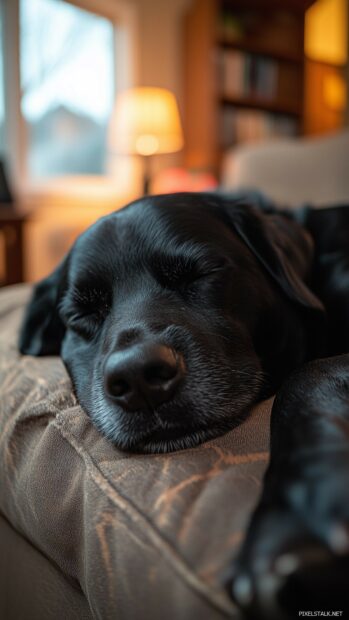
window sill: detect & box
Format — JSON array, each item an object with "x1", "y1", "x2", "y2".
[{"x1": 19, "y1": 175, "x2": 138, "y2": 216}]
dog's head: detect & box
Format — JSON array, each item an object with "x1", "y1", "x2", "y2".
[{"x1": 19, "y1": 193, "x2": 325, "y2": 452}]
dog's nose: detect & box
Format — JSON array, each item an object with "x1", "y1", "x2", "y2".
[{"x1": 104, "y1": 343, "x2": 184, "y2": 411}]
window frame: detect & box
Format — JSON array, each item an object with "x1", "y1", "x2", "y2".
[{"x1": 1, "y1": 0, "x2": 139, "y2": 194}]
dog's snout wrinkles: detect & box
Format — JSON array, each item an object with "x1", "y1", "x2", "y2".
[{"x1": 104, "y1": 342, "x2": 184, "y2": 411}]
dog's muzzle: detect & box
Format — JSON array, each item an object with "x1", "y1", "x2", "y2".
[{"x1": 103, "y1": 342, "x2": 185, "y2": 412}]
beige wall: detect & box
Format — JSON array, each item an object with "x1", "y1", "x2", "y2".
[
  {"x1": 109, "y1": 0, "x2": 191, "y2": 193},
  {"x1": 133, "y1": 0, "x2": 191, "y2": 176},
  {"x1": 133, "y1": 0, "x2": 189, "y2": 100}
]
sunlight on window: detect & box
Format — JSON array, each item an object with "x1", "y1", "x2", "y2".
[{"x1": 20, "y1": 0, "x2": 115, "y2": 178}]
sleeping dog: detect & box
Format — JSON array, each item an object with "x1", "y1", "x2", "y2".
[{"x1": 19, "y1": 193, "x2": 349, "y2": 616}]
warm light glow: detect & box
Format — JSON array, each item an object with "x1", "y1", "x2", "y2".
[
  {"x1": 305, "y1": 0, "x2": 348, "y2": 65},
  {"x1": 136, "y1": 135, "x2": 159, "y2": 156},
  {"x1": 108, "y1": 87, "x2": 184, "y2": 156},
  {"x1": 323, "y1": 72, "x2": 347, "y2": 109}
]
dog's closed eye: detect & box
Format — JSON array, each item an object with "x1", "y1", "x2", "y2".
[
  {"x1": 59, "y1": 285, "x2": 111, "y2": 339},
  {"x1": 153, "y1": 253, "x2": 228, "y2": 294}
]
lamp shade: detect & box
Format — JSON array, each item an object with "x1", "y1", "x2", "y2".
[{"x1": 109, "y1": 87, "x2": 184, "y2": 156}]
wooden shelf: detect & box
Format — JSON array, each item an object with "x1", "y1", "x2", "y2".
[
  {"x1": 220, "y1": 96, "x2": 302, "y2": 117},
  {"x1": 217, "y1": 40, "x2": 303, "y2": 64},
  {"x1": 221, "y1": 0, "x2": 314, "y2": 10},
  {"x1": 183, "y1": 0, "x2": 312, "y2": 171}
]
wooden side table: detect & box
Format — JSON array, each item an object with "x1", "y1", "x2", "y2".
[{"x1": 0, "y1": 204, "x2": 31, "y2": 286}]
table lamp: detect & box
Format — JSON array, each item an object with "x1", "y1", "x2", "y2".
[{"x1": 109, "y1": 87, "x2": 184, "y2": 195}]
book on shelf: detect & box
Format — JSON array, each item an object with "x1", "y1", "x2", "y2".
[
  {"x1": 219, "y1": 50, "x2": 278, "y2": 100},
  {"x1": 220, "y1": 108, "x2": 298, "y2": 148}
]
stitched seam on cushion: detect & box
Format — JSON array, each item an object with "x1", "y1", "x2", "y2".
[{"x1": 52, "y1": 416, "x2": 237, "y2": 617}]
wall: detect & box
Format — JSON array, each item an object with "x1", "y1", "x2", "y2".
[{"x1": 108, "y1": 0, "x2": 191, "y2": 193}]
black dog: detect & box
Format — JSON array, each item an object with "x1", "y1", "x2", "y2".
[{"x1": 19, "y1": 193, "x2": 349, "y2": 616}]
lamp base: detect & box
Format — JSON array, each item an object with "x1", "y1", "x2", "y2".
[
  {"x1": 143, "y1": 172, "x2": 150, "y2": 196},
  {"x1": 142, "y1": 155, "x2": 152, "y2": 196}
]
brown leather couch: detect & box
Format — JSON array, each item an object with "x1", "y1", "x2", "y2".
[{"x1": 0, "y1": 284, "x2": 272, "y2": 619}]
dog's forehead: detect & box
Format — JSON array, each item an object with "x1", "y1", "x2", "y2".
[{"x1": 75, "y1": 194, "x2": 236, "y2": 263}]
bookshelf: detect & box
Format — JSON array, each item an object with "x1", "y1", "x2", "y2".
[{"x1": 183, "y1": 0, "x2": 315, "y2": 172}]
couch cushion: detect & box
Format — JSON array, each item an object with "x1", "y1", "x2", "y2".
[
  {"x1": 0, "y1": 512, "x2": 93, "y2": 620},
  {"x1": 222, "y1": 130, "x2": 349, "y2": 207},
  {"x1": 0, "y1": 284, "x2": 272, "y2": 620}
]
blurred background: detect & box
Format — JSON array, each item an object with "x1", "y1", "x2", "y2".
[{"x1": 0, "y1": 0, "x2": 348, "y2": 283}]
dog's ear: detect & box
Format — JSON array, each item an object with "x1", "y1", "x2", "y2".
[
  {"x1": 220, "y1": 203, "x2": 326, "y2": 382},
  {"x1": 19, "y1": 256, "x2": 69, "y2": 356},
  {"x1": 228, "y1": 202, "x2": 325, "y2": 316},
  {"x1": 225, "y1": 202, "x2": 326, "y2": 368}
]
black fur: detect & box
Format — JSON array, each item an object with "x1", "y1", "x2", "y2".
[
  {"x1": 19, "y1": 192, "x2": 349, "y2": 613},
  {"x1": 19, "y1": 193, "x2": 323, "y2": 451}
]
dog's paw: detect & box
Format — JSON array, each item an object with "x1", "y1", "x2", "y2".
[{"x1": 225, "y1": 493, "x2": 349, "y2": 618}]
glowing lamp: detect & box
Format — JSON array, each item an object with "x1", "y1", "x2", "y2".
[{"x1": 109, "y1": 87, "x2": 184, "y2": 195}]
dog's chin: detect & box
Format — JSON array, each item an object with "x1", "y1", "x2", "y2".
[
  {"x1": 103, "y1": 416, "x2": 246, "y2": 454},
  {"x1": 115, "y1": 427, "x2": 214, "y2": 454},
  {"x1": 86, "y1": 388, "x2": 256, "y2": 454}
]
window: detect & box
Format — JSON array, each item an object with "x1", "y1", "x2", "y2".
[
  {"x1": 1, "y1": 0, "x2": 135, "y2": 190},
  {"x1": 20, "y1": 0, "x2": 115, "y2": 178}
]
